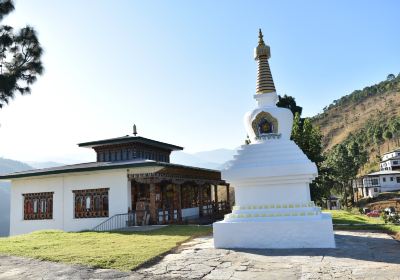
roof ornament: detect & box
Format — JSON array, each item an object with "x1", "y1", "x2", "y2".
[
  {"x1": 254, "y1": 28, "x2": 275, "y2": 94},
  {"x1": 258, "y1": 28, "x2": 265, "y2": 45},
  {"x1": 133, "y1": 124, "x2": 138, "y2": 136}
]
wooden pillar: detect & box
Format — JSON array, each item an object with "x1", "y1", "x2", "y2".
[
  {"x1": 226, "y1": 184, "x2": 230, "y2": 207},
  {"x1": 149, "y1": 183, "x2": 157, "y2": 224},
  {"x1": 131, "y1": 182, "x2": 136, "y2": 211},
  {"x1": 199, "y1": 184, "x2": 204, "y2": 217},
  {"x1": 174, "y1": 184, "x2": 182, "y2": 223},
  {"x1": 214, "y1": 185, "x2": 219, "y2": 214},
  {"x1": 161, "y1": 184, "x2": 166, "y2": 224}
]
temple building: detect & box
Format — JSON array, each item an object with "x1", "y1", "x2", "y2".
[
  {"x1": 213, "y1": 30, "x2": 335, "y2": 248},
  {"x1": 0, "y1": 129, "x2": 230, "y2": 235}
]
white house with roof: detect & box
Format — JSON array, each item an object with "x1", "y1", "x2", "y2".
[
  {"x1": 354, "y1": 149, "x2": 400, "y2": 199},
  {"x1": 0, "y1": 131, "x2": 230, "y2": 236},
  {"x1": 380, "y1": 149, "x2": 400, "y2": 171}
]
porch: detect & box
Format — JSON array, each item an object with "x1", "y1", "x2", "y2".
[{"x1": 127, "y1": 165, "x2": 231, "y2": 225}]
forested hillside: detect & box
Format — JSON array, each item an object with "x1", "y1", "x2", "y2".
[{"x1": 313, "y1": 73, "x2": 400, "y2": 174}]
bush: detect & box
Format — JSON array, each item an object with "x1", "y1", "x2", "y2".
[{"x1": 381, "y1": 212, "x2": 400, "y2": 224}]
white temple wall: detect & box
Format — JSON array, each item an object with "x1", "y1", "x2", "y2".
[
  {"x1": 9, "y1": 169, "x2": 129, "y2": 236},
  {"x1": 10, "y1": 176, "x2": 64, "y2": 236},
  {"x1": 62, "y1": 170, "x2": 128, "y2": 232}
]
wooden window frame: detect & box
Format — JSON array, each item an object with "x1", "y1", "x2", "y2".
[
  {"x1": 23, "y1": 192, "x2": 53, "y2": 220},
  {"x1": 73, "y1": 188, "x2": 109, "y2": 219}
]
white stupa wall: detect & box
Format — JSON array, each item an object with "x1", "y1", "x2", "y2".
[
  {"x1": 234, "y1": 184, "x2": 311, "y2": 205},
  {"x1": 213, "y1": 31, "x2": 335, "y2": 248}
]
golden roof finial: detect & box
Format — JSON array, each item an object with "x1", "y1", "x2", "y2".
[
  {"x1": 254, "y1": 28, "x2": 276, "y2": 94},
  {"x1": 254, "y1": 29, "x2": 270, "y2": 60},
  {"x1": 258, "y1": 28, "x2": 265, "y2": 45}
]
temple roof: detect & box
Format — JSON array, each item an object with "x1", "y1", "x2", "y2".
[
  {"x1": 78, "y1": 135, "x2": 183, "y2": 151},
  {"x1": 382, "y1": 149, "x2": 400, "y2": 156},
  {"x1": 0, "y1": 160, "x2": 220, "y2": 180},
  {"x1": 366, "y1": 170, "x2": 400, "y2": 177}
]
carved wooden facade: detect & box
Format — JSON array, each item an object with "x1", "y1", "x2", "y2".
[
  {"x1": 73, "y1": 188, "x2": 109, "y2": 218},
  {"x1": 128, "y1": 166, "x2": 230, "y2": 225},
  {"x1": 23, "y1": 192, "x2": 53, "y2": 220},
  {"x1": 94, "y1": 143, "x2": 171, "y2": 163}
]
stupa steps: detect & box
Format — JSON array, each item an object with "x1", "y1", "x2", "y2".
[
  {"x1": 225, "y1": 202, "x2": 322, "y2": 221},
  {"x1": 233, "y1": 149, "x2": 308, "y2": 160},
  {"x1": 235, "y1": 141, "x2": 308, "y2": 153},
  {"x1": 225, "y1": 159, "x2": 315, "y2": 170}
]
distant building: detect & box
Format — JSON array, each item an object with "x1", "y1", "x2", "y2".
[
  {"x1": 380, "y1": 149, "x2": 400, "y2": 171},
  {"x1": 0, "y1": 130, "x2": 231, "y2": 236},
  {"x1": 326, "y1": 195, "x2": 341, "y2": 210},
  {"x1": 354, "y1": 149, "x2": 400, "y2": 199}
]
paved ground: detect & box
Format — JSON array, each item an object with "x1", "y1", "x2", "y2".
[{"x1": 1, "y1": 231, "x2": 400, "y2": 279}]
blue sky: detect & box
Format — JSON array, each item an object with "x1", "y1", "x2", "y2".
[{"x1": 0, "y1": 0, "x2": 399, "y2": 163}]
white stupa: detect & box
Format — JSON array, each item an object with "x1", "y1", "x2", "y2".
[{"x1": 213, "y1": 30, "x2": 335, "y2": 249}]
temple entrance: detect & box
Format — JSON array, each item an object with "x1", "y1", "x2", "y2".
[{"x1": 129, "y1": 169, "x2": 231, "y2": 225}]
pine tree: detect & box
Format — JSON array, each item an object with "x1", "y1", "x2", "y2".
[
  {"x1": 279, "y1": 99, "x2": 328, "y2": 205},
  {"x1": 0, "y1": 0, "x2": 43, "y2": 108},
  {"x1": 383, "y1": 130, "x2": 393, "y2": 151},
  {"x1": 291, "y1": 112, "x2": 303, "y2": 146}
]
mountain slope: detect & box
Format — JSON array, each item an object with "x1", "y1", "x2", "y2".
[
  {"x1": 312, "y1": 74, "x2": 400, "y2": 174},
  {"x1": 171, "y1": 149, "x2": 236, "y2": 170},
  {"x1": 0, "y1": 158, "x2": 33, "y2": 237}
]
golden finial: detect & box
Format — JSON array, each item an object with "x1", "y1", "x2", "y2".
[
  {"x1": 258, "y1": 28, "x2": 265, "y2": 45},
  {"x1": 254, "y1": 28, "x2": 275, "y2": 94},
  {"x1": 254, "y1": 28, "x2": 270, "y2": 60}
]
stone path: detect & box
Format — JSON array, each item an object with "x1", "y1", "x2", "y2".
[{"x1": 1, "y1": 231, "x2": 400, "y2": 279}]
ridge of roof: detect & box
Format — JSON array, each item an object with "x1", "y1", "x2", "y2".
[
  {"x1": 78, "y1": 136, "x2": 183, "y2": 151},
  {"x1": 0, "y1": 160, "x2": 220, "y2": 180}
]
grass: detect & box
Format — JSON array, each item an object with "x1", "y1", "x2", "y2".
[
  {"x1": 326, "y1": 210, "x2": 385, "y2": 225},
  {"x1": 0, "y1": 225, "x2": 212, "y2": 272},
  {"x1": 326, "y1": 210, "x2": 400, "y2": 239}
]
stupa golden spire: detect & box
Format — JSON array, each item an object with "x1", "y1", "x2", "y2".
[{"x1": 254, "y1": 29, "x2": 276, "y2": 94}]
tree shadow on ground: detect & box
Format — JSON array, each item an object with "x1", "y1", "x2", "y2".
[{"x1": 233, "y1": 231, "x2": 400, "y2": 264}]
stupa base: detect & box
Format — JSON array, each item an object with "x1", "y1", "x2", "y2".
[{"x1": 213, "y1": 213, "x2": 335, "y2": 249}]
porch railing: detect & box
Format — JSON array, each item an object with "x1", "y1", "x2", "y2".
[
  {"x1": 92, "y1": 201, "x2": 231, "y2": 231},
  {"x1": 92, "y1": 212, "x2": 135, "y2": 232}
]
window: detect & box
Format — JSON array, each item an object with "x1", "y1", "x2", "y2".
[
  {"x1": 394, "y1": 161, "x2": 398, "y2": 165},
  {"x1": 23, "y1": 192, "x2": 53, "y2": 220},
  {"x1": 391, "y1": 177, "x2": 394, "y2": 181},
  {"x1": 73, "y1": 188, "x2": 109, "y2": 218},
  {"x1": 383, "y1": 177, "x2": 386, "y2": 182},
  {"x1": 371, "y1": 178, "x2": 379, "y2": 185},
  {"x1": 374, "y1": 188, "x2": 378, "y2": 192},
  {"x1": 397, "y1": 177, "x2": 400, "y2": 183}
]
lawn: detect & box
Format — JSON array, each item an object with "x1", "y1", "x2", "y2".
[
  {"x1": 326, "y1": 210, "x2": 400, "y2": 239},
  {"x1": 327, "y1": 210, "x2": 385, "y2": 225},
  {"x1": 0, "y1": 225, "x2": 212, "y2": 271}
]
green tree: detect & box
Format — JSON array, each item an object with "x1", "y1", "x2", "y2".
[
  {"x1": 325, "y1": 144, "x2": 354, "y2": 207},
  {"x1": 389, "y1": 120, "x2": 400, "y2": 146},
  {"x1": 387, "y1": 73, "x2": 395, "y2": 81},
  {"x1": 326, "y1": 142, "x2": 367, "y2": 207},
  {"x1": 277, "y1": 94, "x2": 303, "y2": 116},
  {"x1": 301, "y1": 119, "x2": 324, "y2": 163},
  {"x1": 374, "y1": 128, "x2": 383, "y2": 154},
  {"x1": 0, "y1": 0, "x2": 43, "y2": 109},
  {"x1": 383, "y1": 130, "x2": 393, "y2": 151},
  {"x1": 291, "y1": 112, "x2": 303, "y2": 147},
  {"x1": 279, "y1": 97, "x2": 328, "y2": 205}
]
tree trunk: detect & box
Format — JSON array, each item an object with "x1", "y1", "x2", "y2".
[{"x1": 349, "y1": 181, "x2": 355, "y2": 207}]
